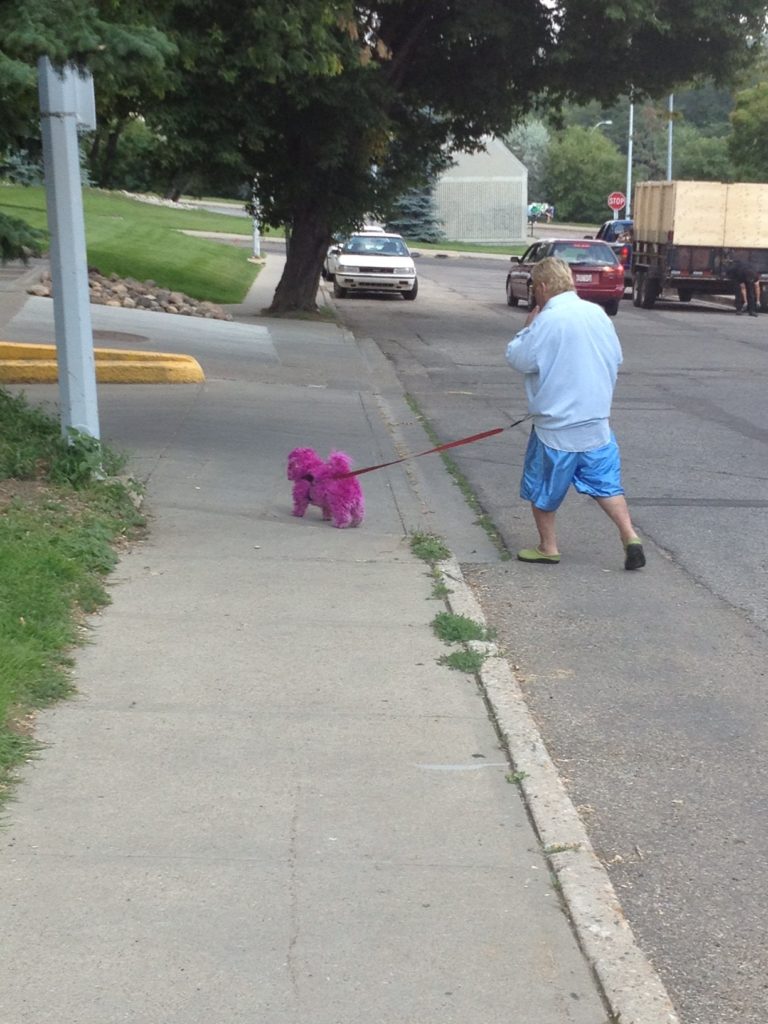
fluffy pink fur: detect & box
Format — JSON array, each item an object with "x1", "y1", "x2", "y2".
[{"x1": 286, "y1": 447, "x2": 365, "y2": 528}]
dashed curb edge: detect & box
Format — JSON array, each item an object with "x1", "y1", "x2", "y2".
[{"x1": 437, "y1": 555, "x2": 681, "y2": 1024}]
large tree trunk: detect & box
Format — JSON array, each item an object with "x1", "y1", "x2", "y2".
[
  {"x1": 268, "y1": 207, "x2": 332, "y2": 314},
  {"x1": 165, "y1": 173, "x2": 190, "y2": 202},
  {"x1": 100, "y1": 123, "x2": 125, "y2": 188}
]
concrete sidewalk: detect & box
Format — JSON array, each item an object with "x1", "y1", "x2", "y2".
[{"x1": 1, "y1": 258, "x2": 621, "y2": 1023}]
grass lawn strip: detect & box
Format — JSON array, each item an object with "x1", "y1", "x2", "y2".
[
  {"x1": 0, "y1": 388, "x2": 144, "y2": 806},
  {"x1": 0, "y1": 185, "x2": 258, "y2": 304}
]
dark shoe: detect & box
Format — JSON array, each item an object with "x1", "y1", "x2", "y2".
[
  {"x1": 749, "y1": 311, "x2": 759, "y2": 317},
  {"x1": 736, "y1": 307, "x2": 746, "y2": 315},
  {"x1": 624, "y1": 540, "x2": 646, "y2": 571}
]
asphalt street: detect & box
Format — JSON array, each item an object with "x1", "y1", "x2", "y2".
[{"x1": 325, "y1": 256, "x2": 768, "y2": 1024}]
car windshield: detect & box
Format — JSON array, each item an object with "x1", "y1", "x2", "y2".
[
  {"x1": 552, "y1": 242, "x2": 619, "y2": 266},
  {"x1": 342, "y1": 236, "x2": 409, "y2": 257}
]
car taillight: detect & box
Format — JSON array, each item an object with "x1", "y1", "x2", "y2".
[{"x1": 618, "y1": 245, "x2": 631, "y2": 264}]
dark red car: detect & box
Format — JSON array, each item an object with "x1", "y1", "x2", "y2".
[{"x1": 506, "y1": 238, "x2": 625, "y2": 316}]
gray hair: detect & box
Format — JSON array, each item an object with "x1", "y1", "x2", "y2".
[{"x1": 531, "y1": 256, "x2": 575, "y2": 297}]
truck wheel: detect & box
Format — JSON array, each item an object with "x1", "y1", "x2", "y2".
[
  {"x1": 632, "y1": 275, "x2": 644, "y2": 307},
  {"x1": 527, "y1": 283, "x2": 536, "y2": 311},
  {"x1": 333, "y1": 281, "x2": 347, "y2": 298},
  {"x1": 678, "y1": 289, "x2": 693, "y2": 302},
  {"x1": 402, "y1": 279, "x2": 418, "y2": 300},
  {"x1": 641, "y1": 277, "x2": 657, "y2": 309},
  {"x1": 506, "y1": 278, "x2": 519, "y2": 307},
  {"x1": 604, "y1": 300, "x2": 619, "y2": 317}
]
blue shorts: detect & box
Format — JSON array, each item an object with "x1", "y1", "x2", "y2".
[{"x1": 520, "y1": 429, "x2": 624, "y2": 512}]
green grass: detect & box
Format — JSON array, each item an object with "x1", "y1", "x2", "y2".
[
  {"x1": 431, "y1": 611, "x2": 495, "y2": 644},
  {"x1": 408, "y1": 239, "x2": 526, "y2": 256},
  {"x1": 431, "y1": 611, "x2": 495, "y2": 675},
  {"x1": 405, "y1": 395, "x2": 511, "y2": 560},
  {"x1": 410, "y1": 531, "x2": 451, "y2": 563},
  {"x1": 438, "y1": 650, "x2": 488, "y2": 673},
  {"x1": 0, "y1": 184, "x2": 259, "y2": 303},
  {"x1": 0, "y1": 387, "x2": 144, "y2": 804}
]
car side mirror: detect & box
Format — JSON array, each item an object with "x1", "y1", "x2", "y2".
[
  {"x1": 583, "y1": 234, "x2": 594, "y2": 239},
  {"x1": 509, "y1": 255, "x2": 521, "y2": 264},
  {"x1": 330, "y1": 245, "x2": 341, "y2": 254}
]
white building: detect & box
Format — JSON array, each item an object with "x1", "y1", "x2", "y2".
[{"x1": 434, "y1": 137, "x2": 528, "y2": 244}]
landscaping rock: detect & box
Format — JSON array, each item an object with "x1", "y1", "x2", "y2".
[{"x1": 29, "y1": 269, "x2": 232, "y2": 321}]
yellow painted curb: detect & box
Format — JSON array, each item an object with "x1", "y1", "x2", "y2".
[{"x1": 0, "y1": 342, "x2": 204, "y2": 384}]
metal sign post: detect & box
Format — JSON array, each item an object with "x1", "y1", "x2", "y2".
[{"x1": 38, "y1": 56, "x2": 100, "y2": 440}]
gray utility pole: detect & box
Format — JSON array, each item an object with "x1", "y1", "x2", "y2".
[
  {"x1": 625, "y1": 98, "x2": 634, "y2": 219},
  {"x1": 38, "y1": 57, "x2": 100, "y2": 440}
]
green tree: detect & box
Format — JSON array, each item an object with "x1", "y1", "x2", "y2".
[
  {"x1": 262, "y1": 0, "x2": 767, "y2": 310},
  {"x1": 550, "y1": 80, "x2": 739, "y2": 164},
  {"x1": 385, "y1": 183, "x2": 444, "y2": 243},
  {"x1": 729, "y1": 82, "x2": 768, "y2": 181},
  {"x1": 4, "y1": 0, "x2": 767, "y2": 299},
  {"x1": 542, "y1": 127, "x2": 625, "y2": 223},
  {"x1": 0, "y1": 0, "x2": 95, "y2": 258},
  {"x1": 675, "y1": 83, "x2": 735, "y2": 136},
  {"x1": 139, "y1": 0, "x2": 356, "y2": 202},
  {"x1": 674, "y1": 125, "x2": 735, "y2": 180},
  {"x1": 0, "y1": 0, "x2": 176, "y2": 259},
  {"x1": 0, "y1": 0, "x2": 101, "y2": 151},
  {"x1": 147, "y1": 1, "x2": 556, "y2": 311},
  {"x1": 504, "y1": 120, "x2": 550, "y2": 201},
  {"x1": 85, "y1": 3, "x2": 176, "y2": 188}
]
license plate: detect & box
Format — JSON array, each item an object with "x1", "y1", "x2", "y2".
[{"x1": 575, "y1": 273, "x2": 593, "y2": 283}]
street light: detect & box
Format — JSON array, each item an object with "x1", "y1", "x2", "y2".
[
  {"x1": 626, "y1": 99, "x2": 634, "y2": 217},
  {"x1": 592, "y1": 120, "x2": 613, "y2": 131}
]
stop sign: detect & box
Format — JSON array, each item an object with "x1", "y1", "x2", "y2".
[{"x1": 607, "y1": 191, "x2": 626, "y2": 211}]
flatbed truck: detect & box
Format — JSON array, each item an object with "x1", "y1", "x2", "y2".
[{"x1": 630, "y1": 180, "x2": 768, "y2": 310}]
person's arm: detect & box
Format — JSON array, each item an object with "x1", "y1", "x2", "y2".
[{"x1": 506, "y1": 308, "x2": 543, "y2": 373}]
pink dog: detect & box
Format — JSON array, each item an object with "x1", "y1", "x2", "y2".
[{"x1": 287, "y1": 447, "x2": 365, "y2": 528}]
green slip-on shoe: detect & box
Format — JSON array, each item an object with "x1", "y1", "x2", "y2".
[{"x1": 517, "y1": 547, "x2": 561, "y2": 564}]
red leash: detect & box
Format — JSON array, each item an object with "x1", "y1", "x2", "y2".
[{"x1": 340, "y1": 414, "x2": 532, "y2": 478}]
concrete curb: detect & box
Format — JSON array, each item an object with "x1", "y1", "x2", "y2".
[
  {"x1": 436, "y1": 555, "x2": 681, "y2": 1024},
  {"x1": 0, "y1": 341, "x2": 204, "y2": 384}
]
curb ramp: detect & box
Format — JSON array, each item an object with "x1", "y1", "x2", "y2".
[{"x1": 0, "y1": 341, "x2": 204, "y2": 384}]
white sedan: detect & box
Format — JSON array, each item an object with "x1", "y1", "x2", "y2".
[{"x1": 323, "y1": 232, "x2": 418, "y2": 300}]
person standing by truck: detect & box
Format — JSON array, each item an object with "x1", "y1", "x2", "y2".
[
  {"x1": 505, "y1": 256, "x2": 646, "y2": 571},
  {"x1": 725, "y1": 256, "x2": 759, "y2": 316}
]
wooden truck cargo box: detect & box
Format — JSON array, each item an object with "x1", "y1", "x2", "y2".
[
  {"x1": 634, "y1": 180, "x2": 768, "y2": 247},
  {"x1": 723, "y1": 183, "x2": 768, "y2": 247},
  {"x1": 633, "y1": 181, "x2": 728, "y2": 245}
]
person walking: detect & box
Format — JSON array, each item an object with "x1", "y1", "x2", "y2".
[{"x1": 505, "y1": 256, "x2": 645, "y2": 570}]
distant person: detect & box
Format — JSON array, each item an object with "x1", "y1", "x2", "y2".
[
  {"x1": 505, "y1": 256, "x2": 645, "y2": 570},
  {"x1": 726, "y1": 256, "x2": 759, "y2": 317}
]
